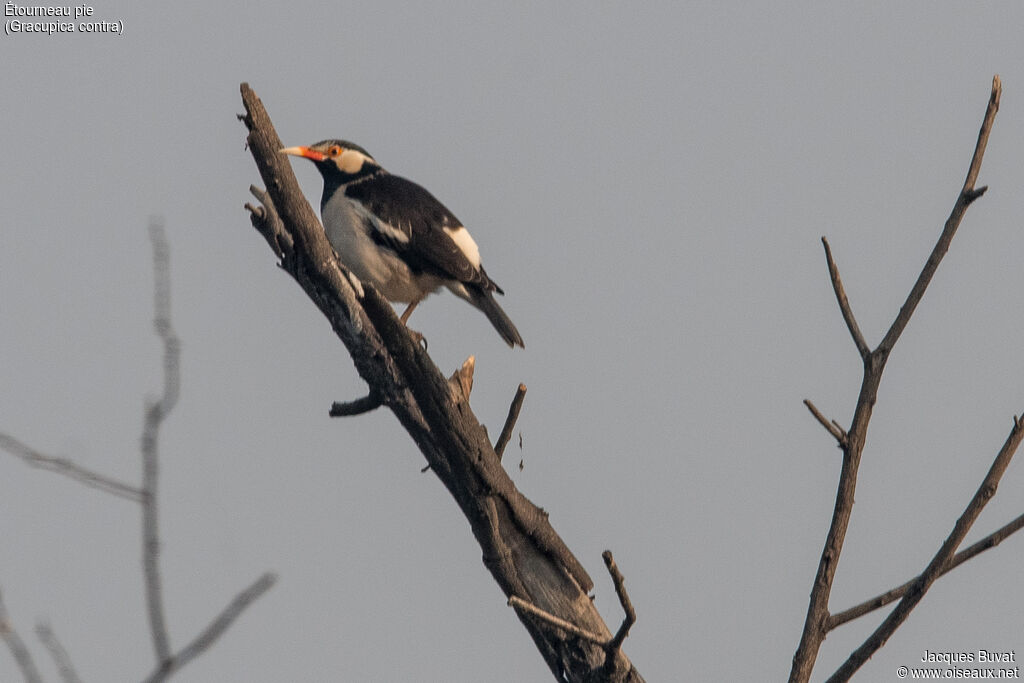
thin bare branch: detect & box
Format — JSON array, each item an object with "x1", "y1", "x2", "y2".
[
  {"x1": 495, "y1": 384, "x2": 527, "y2": 460},
  {"x1": 0, "y1": 433, "x2": 143, "y2": 502},
  {"x1": 803, "y1": 400, "x2": 848, "y2": 447},
  {"x1": 790, "y1": 76, "x2": 1003, "y2": 683},
  {"x1": 246, "y1": 185, "x2": 293, "y2": 261},
  {"x1": 821, "y1": 237, "x2": 870, "y2": 360},
  {"x1": 329, "y1": 391, "x2": 383, "y2": 417},
  {"x1": 0, "y1": 588, "x2": 43, "y2": 683},
  {"x1": 508, "y1": 596, "x2": 607, "y2": 646},
  {"x1": 827, "y1": 413, "x2": 1024, "y2": 682},
  {"x1": 141, "y1": 573, "x2": 277, "y2": 683},
  {"x1": 877, "y1": 75, "x2": 1001, "y2": 356},
  {"x1": 602, "y1": 551, "x2": 636, "y2": 657},
  {"x1": 142, "y1": 218, "x2": 179, "y2": 663},
  {"x1": 829, "y1": 511, "x2": 1024, "y2": 629},
  {"x1": 35, "y1": 623, "x2": 83, "y2": 683}
]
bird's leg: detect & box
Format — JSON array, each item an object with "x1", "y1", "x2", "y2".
[
  {"x1": 399, "y1": 296, "x2": 428, "y2": 350},
  {"x1": 400, "y1": 297, "x2": 422, "y2": 324}
]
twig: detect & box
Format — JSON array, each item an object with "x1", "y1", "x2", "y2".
[
  {"x1": 508, "y1": 596, "x2": 607, "y2": 646},
  {"x1": 828, "y1": 511, "x2": 1024, "y2": 629},
  {"x1": 141, "y1": 573, "x2": 277, "y2": 683},
  {"x1": 329, "y1": 391, "x2": 383, "y2": 417},
  {"x1": 142, "y1": 218, "x2": 179, "y2": 663},
  {"x1": 510, "y1": 551, "x2": 637, "y2": 676},
  {"x1": 495, "y1": 384, "x2": 527, "y2": 460},
  {"x1": 246, "y1": 185, "x2": 293, "y2": 261},
  {"x1": 0, "y1": 588, "x2": 43, "y2": 683},
  {"x1": 803, "y1": 400, "x2": 848, "y2": 447},
  {"x1": 827, "y1": 414, "x2": 1024, "y2": 682},
  {"x1": 821, "y1": 238, "x2": 870, "y2": 360},
  {"x1": 602, "y1": 551, "x2": 636, "y2": 658},
  {"x1": 0, "y1": 433, "x2": 143, "y2": 502},
  {"x1": 35, "y1": 623, "x2": 83, "y2": 683},
  {"x1": 877, "y1": 75, "x2": 1000, "y2": 357}
]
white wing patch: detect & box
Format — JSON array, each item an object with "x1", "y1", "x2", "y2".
[
  {"x1": 352, "y1": 202, "x2": 410, "y2": 245},
  {"x1": 444, "y1": 225, "x2": 481, "y2": 268}
]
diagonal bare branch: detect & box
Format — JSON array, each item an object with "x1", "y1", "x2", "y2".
[
  {"x1": 803, "y1": 400, "x2": 848, "y2": 447},
  {"x1": 877, "y1": 75, "x2": 1001, "y2": 357},
  {"x1": 0, "y1": 433, "x2": 143, "y2": 502},
  {"x1": 827, "y1": 413, "x2": 1024, "y2": 682},
  {"x1": 0, "y1": 588, "x2": 43, "y2": 683},
  {"x1": 495, "y1": 384, "x2": 527, "y2": 460},
  {"x1": 821, "y1": 237, "x2": 870, "y2": 360},
  {"x1": 141, "y1": 572, "x2": 277, "y2": 683},
  {"x1": 35, "y1": 623, "x2": 83, "y2": 683},
  {"x1": 602, "y1": 551, "x2": 636, "y2": 659},
  {"x1": 508, "y1": 596, "x2": 607, "y2": 646},
  {"x1": 828, "y1": 510, "x2": 1024, "y2": 629}
]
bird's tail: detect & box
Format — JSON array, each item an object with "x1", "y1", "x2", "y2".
[{"x1": 466, "y1": 286, "x2": 524, "y2": 348}]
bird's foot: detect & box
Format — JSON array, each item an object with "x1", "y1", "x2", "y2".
[{"x1": 407, "y1": 328, "x2": 428, "y2": 350}]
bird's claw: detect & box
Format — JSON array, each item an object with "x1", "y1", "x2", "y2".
[{"x1": 408, "y1": 328, "x2": 428, "y2": 350}]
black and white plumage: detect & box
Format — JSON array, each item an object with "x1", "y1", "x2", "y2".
[{"x1": 281, "y1": 139, "x2": 524, "y2": 348}]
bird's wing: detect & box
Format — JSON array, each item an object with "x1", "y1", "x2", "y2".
[{"x1": 347, "y1": 174, "x2": 493, "y2": 289}]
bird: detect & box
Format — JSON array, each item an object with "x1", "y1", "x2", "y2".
[{"x1": 280, "y1": 139, "x2": 524, "y2": 348}]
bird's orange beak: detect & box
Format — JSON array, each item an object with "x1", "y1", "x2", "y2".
[{"x1": 280, "y1": 145, "x2": 327, "y2": 162}]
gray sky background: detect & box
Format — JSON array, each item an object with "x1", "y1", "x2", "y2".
[{"x1": 3, "y1": 3, "x2": 1024, "y2": 681}]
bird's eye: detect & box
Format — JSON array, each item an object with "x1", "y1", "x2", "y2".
[{"x1": 328, "y1": 145, "x2": 342, "y2": 157}]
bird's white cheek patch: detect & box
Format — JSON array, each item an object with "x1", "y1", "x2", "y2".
[
  {"x1": 338, "y1": 149, "x2": 370, "y2": 174},
  {"x1": 445, "y1": 226, "x2": 481, "y2": 268}
]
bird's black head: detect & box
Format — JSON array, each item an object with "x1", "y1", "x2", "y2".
[{"x1": 280, "y1": 139, "x2": 382, "y2": 183}]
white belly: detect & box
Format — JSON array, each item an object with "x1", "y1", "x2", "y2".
[{"x1": 321, "y1": 196, "x2": 442, "y2": 303}]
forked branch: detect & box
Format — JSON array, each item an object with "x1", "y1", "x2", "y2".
[
  {"x1": 828, "y1": 510, "x2": 1024, "y2": 629},
  {"x1": 803, "y1": 399, "x2": 848, "y2": 448},
  {"x1": 790, "y1": 75, "x2": 1005, "y2": 683},
  {"x1": 827, "y1": 416, "x2": 1024, "y2": 682},
  {"x1": 0, "y1": 589, "x2": 43, "y2": 683},
  {"x1": 2, "y1": 221, "x2": 275, "y2": 682}
]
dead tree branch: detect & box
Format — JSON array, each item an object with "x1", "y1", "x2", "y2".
[
  {"x1": 34, "y1": 623, "x2": 82, "y2": 683},
  {"x1": 495, "y1": 384, "x2": 527, "y2": 460},
  {"x1": 803, "y1": 400, "x2": 847, "y2": 448},
  {"x1": 329, "y1": 391, "x2": 383, "y2": 417},
  {"x1": 790, "y1": 75, "x2": 1007, "y2": 683},
  {"x1": 508, "y1": 596, "x2": 608, "y2": 646},
  {"x1": 601, "y1": 551, "x2": 636, "y2": 671},
  {"x1": 0, "y1": 433, "x2": 142, "y2": 502},
  {"x1": 821, "y1": 237, "x2": 869, "y2": 360},
  {"x1": 0, "y1": 589, "x2": 43, "y2": 683},
  {"x1": 240, "y1": 82, "x2": 643, "y2": 683},
  {"x1": 2, "y1": 220, "x2": 275, "y2": 681},
  {"x1": 827, "y1": 416, "x2": 1024, "y2": 681},
  {"x1": 142, "y1": 218, "x2": 178, "y2": 664},
  {"x1": 140, "y1": 572, "x2": 277, "y2": 683},
  {"x1": 828, "y1": 510, "x2": 1024, "y2": 629}
]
